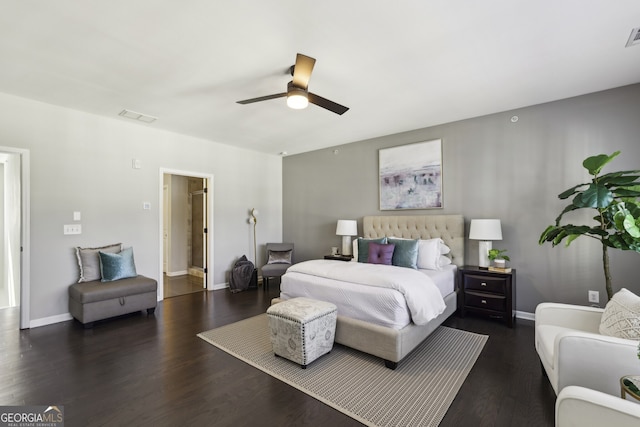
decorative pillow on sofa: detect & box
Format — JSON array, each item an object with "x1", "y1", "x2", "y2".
[
  {"x1": 267, "y1": 250, "x2": 292, "y2": 264},
  {"x1": 357, "y1": 237, "x2": 387, "y2": 263},
  {"x1": 367, "y1": 242, "x2": 395, "y2": 265},
  {"x1": 599, "y1": 288, "x2": 640, "y2": 339},
  {"x1": 75, "y1": 243, "x2": 122, "y2": 282},
  {"x1": 99, "y1": 247, "x2": 137, "y2": 282},
  {"x1": 387, "y1": 238, "x2": 419, "y2": 269}
]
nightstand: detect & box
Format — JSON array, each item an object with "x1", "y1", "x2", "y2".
[
  {"x1": 459, "y1": 266, "x2": 516, "y2": 327},
  {"x1": 323, "y1": 254, "x2": 353, "y2": 262}
]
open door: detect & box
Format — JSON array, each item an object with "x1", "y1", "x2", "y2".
[{"x1": 190, "y1": 181, "x2": 207, "y2": 289}]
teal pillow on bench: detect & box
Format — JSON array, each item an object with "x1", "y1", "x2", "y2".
[{"x1": 99, "y1": 247, "x2": 137, "y2": 282}]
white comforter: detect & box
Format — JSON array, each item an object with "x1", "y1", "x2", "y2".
[{"x1": 286, "y1": 260, "x2": 446, "y2": 325}]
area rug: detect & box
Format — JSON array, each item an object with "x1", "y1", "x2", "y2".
[{"x1": 198, "y1": 314, "x2": 487, "y2": 427}]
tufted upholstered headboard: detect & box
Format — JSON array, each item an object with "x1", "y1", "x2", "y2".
[{"x1": 363, "y1": 215, "x2": 465, "y2": 267}]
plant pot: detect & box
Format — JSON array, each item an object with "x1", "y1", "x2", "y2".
[{"x1": 494, "y1": 259, "x2": 506, "y2": 268}]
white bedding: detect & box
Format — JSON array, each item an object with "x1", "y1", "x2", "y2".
[{"x1": 280, "y1": 260, "x2": 455, "y2": 330}]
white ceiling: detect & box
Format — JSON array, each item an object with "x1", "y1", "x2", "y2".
[{"x1": 1, "y1": 1, "x2": 639, "y2": 156}]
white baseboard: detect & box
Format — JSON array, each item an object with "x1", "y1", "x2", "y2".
[
  {"x1": 212, "y1": 282, "x2": 228, "y2": 291},
  {"x1": 515, "y1": 310, "x2": 535, "y2": 321},
  {"x1": 30, "y1": 312, "x2": 73, "y2": 328},
  {"x1": 166, "y1": 270, "x2": 188, "y2": 277}
]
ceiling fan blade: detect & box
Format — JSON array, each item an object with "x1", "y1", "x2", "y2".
[
  {"x1": 292, "y1": 53, "x2": 316, "y2": 89},
  {"x1": 236, "y1": 93, "x2": 286, "y2": 104},
  {"x1": 308, "y1": 93, "x2": 349, "y2": 115}
]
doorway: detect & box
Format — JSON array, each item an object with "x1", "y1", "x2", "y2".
[
  {"x1": 0, "y1": 146, "x2": 30, "y2": 329},
  {"x1": 159, "y1": 169, "x2": 213, "y2": 300}
]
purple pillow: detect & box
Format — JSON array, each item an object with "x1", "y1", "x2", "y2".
[{"x1": 367, "y1": 242, "x2": 395, "y2": 265}]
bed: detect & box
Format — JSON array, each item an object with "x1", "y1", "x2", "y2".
[{"x1": 275, "y1": 214, "x2": 464, "y2": 369}]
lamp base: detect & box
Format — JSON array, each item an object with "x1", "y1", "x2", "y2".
[
  {"x1": 342, "y1": 236, "x2": 353, "y2": 256},
  {"x1": 478, "y1": 240, "x2": 492, "y2": 268}
]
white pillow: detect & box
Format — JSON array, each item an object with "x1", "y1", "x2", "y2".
[
  {"x1": 599, "y1": 288, "x2": 640, "y2": 339},
  {"x1": 417, "y1": 238, "x2": 444, "y2": 270},
  {"x1": 351, "y1": 238, "x2": 358, "y2": 261},
  {"x1": 438, "y1": 255, "x2": 452, "y2": 268}
]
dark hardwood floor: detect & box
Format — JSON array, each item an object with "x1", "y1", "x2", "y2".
[{"x1": 0, "y1": 285, "x2": 556, "y2": 426}]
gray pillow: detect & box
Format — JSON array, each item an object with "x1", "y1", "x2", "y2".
[
  {"x1": 387, "y1": 238, "x2": 419, "y2": 269},
  {"x1": 357, "y1": 237, "x2": 387, "y2": 263},
  {"x1": 75, "y1": 243, "x2": 122, "y2": 282},
  {"x1": 267, "y1": 250, "x2": 292, "y2": 264}
]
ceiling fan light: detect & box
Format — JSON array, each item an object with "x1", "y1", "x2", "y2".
[{"x1": 287, "y1": 92, "x2": 308, "y2": 109}]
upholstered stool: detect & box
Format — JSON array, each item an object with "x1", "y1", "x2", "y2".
[{"x1": 266, "y1": 297, "x2": 337, "y2": 368}]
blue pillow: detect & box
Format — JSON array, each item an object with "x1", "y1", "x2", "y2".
[
  {"x1": 357, "y1": 237, "x2": 387, "y2": 263},
  {"x1": 367, "y1": 242, "x2": 395, "y2": 265},
  {"x1": 99, "y1": 247, "x2": 137, "y2": 282},
  {"x1": 387, "y1": 238, "x2": 419, "y2": 269}
]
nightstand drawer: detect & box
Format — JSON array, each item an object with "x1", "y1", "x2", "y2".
[
  {"x1": 465, "y1": 291, "x2": 506, "y2": 311},
  {"x1": 464, "y1": 274, "x2": 505, "y2": 294}
]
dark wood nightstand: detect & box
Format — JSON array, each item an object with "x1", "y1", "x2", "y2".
[
  {"x1": 323, "y1": 254, "x2": 353, "y2": 262},
  {"x1": 459, "y1": 266, "x2": 516, "y2": 327}
]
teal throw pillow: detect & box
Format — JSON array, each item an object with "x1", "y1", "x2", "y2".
[
  {"x1": 99, "y1": 247, "x2": 137, "y2": 282},
  {"x1": 387, "y1": 238, "x2": 419, "y2": 269},
  {"x1": 357, "y1": 237, "x2": 387, "y2": 263}
]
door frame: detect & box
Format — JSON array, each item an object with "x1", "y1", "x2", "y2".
[
  {"x1": 158, "y1": 168, "x2": 213, "y2": 300},
  {"x1": 0, "y1": 146, "x2": 30, "y2": 329}
]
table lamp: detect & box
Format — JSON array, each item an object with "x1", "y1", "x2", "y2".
[
  {"x1": 469, "y1": 219, "x2": 502, "y2": 268},
  {"x1": 336, "y1": 220, "x2": 358, "y2": 257}
]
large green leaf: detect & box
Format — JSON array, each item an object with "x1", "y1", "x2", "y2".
[
  {"x1": 599, "y1": 175, "x2": 640, "y2": 186},
  {"x1": 624, "y1": 214, "x2": 640, "y2": 238},
  {"x1": 573, "y1": 183, "x2": 613, "y2": 208},
  {"x1": 614, "y1": 188, "x2": 640, "y2": 197},
  {"x1": 558, "y1": 183, "x2": 590, "y2": 200},
  {"x1": 583, "y1": 151, "x2": 620, "y2": 175}
]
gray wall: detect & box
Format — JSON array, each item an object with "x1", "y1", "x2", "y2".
[
  {"x1": 283, "y1": 83, "x2": 640, "y2": 314},
  {"x1": 0, "y1": 91, "x2": 283, "y2": 325}
]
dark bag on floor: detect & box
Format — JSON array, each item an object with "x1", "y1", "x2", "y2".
[{"x1": 229, "y1": 255, "x2": 256, "y2": 293}]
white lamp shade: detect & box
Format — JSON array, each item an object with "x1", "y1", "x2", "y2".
[
  {"x1": 336, "y1": 220, "x2": 358, "y2": 236},
  {"x1": 469, "y1": 219, "x2": 502, "y2": 241}
]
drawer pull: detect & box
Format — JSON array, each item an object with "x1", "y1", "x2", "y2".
[
  {"x1": 481, "y1": 282, "x2": 487, "y2": 287},
  {"x1": 481, "y1": 300, "x2": 487, "y2": 304}
]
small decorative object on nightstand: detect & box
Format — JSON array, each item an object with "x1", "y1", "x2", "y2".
[
  {"x1": 459, "y1": 265, "x2": 516, "y2": 327},
  {"x1": 324, "y1": 254, "x2": 353, "y2": 262}
]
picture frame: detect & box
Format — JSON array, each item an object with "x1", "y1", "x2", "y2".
[{"x1": 379, "y1": 139, "x2": 443, "y2": 210}]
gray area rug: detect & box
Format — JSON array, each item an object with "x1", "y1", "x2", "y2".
[{"x1": 198, "y1": 314, "x2": 487, "y2": 427}]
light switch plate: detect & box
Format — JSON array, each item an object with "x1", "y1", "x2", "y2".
[{"x1": 64, "y1": 224, "x2": 82, "y2": 235}]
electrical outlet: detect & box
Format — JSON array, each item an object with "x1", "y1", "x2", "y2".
[{"x1": 588, "y1": 290, "x2": 599, "y2": 304}]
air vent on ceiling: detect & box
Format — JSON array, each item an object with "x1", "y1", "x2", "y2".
[
  {"x1": 625, "y1": 27, "x2": 640, "y2": 47},
  {"x1": 118, "y1": 109, "x2": 157, "y2": 123}
]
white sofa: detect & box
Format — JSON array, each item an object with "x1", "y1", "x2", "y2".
[
  {"x1": 556, "y1": 386, "x2": 640, "y2": 426},
  {"x1": 535, "y1": 302, "x2": 639, "y2": 396}
]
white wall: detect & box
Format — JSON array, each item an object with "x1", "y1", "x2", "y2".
[{"x1": 0, "y1": 91, "x2": 283, "y2": 325}]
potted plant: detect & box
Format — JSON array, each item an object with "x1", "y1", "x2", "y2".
[
  {"x1": 539, "y1": 151, "x2": 640, "y2": 301},
  {"x1": 488, "y1": 249, "x2": 510, "y2": 268}
]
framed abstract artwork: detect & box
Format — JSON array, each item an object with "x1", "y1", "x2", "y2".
[{"x1": 379, "y1": 139, "x2": 443, "y2": 210}]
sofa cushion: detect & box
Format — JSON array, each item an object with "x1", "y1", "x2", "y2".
[
  {"x1": 537, "y1": 324, "x2": 572, "y2": 370},
  {"x1": 69, "y1": 275, "x2": 157, "y2": 303},
  {"x1": 599, "y1": 288, "x2": 640, "y2": 339}
]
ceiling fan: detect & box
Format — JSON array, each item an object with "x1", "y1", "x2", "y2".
[{"x1": 236, "y1": 53, "x2": 349, "y2": 115}]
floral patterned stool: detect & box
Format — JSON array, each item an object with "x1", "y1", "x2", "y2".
[{"x1": 266, "y1": 297, "x2": 337, "y2": 368}]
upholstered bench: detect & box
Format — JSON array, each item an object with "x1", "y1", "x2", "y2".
[
  {"x1": 266, "y1": 297, "x2": 337, "y2": 368},
  {"x1": 68, "y1": 275, "x2": 157, "y2": 328}
]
